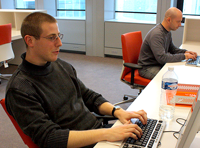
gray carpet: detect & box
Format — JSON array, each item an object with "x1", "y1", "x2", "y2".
[{"x1": 0, "y1": 52, "x2": 139, "y2": 147}]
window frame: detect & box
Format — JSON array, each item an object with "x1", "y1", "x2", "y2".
[
  {"x1": 14, "y1": 0, "x2": 35, "y2": 10},
  {"x1": 177, "y1": 0, "x2": 184, "y2": 12},
  {"x1": 114, "y1": 0, "x2": 157, "y2": 24},
  {"x1": 177, "y1": 0, "x2": 200, "y2": 23},
  {"x1": 177, "y1": 0, "x2": 200, "y2": 16},
  {"x1": 56, "y1": 0, "x2": 86, "y2": 19}
]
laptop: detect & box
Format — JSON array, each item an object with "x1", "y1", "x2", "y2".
[{"x1": 186, "y1": 56, "x2": 200, "y2": 66}]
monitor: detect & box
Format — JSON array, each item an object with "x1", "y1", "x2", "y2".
[{"x1": 176, "y1": 88, "x2": 200, "y2": 148}]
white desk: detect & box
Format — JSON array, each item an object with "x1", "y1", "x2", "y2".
[{"x1": 95, "y1": 62, "x2": 200, "y2": 148}]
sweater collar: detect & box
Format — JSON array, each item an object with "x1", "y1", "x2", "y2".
[
  {"x1": 20, "y1": 53, "x2": 52, "y2": 76},
  {"x1": 160, "y1": 23, "x2": 169, "y2": 33}
]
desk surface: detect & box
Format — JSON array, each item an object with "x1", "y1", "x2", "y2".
[
  {"x1": 95, "y1": 62, "x2": 200, "y2": 148},
  {"x1": 181, "y1": 43, "x2": 200, "y2": 54}
]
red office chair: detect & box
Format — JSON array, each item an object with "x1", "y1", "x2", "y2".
[
  {"x1": 0, "y1": 98, "x2": 39, "y2": 148},
  {"x1": 117, "y1": 31, "x2": 151, "y2": 105},
  {"x1": 0, "y1": 23, "x2": 15, "y2": 84}
]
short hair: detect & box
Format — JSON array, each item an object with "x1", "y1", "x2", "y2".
[{"x1": 21, "y1": 12, "x2": 57, "y2": 47}]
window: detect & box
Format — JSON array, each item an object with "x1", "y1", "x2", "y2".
[
  {"x1": 115, "y1": 0, "x2": 157, "y2": 24},
  {"x1": 57, "y1": 0, "x2": 85, "y2": 19},
  {"x1": 15, "y1": 0, "x2": 35, "y2": 9},
  {"x1": 177, "y1": 0, "x2": 200, "y2": 16},
  {"x1": 183, "y1": 0, "x2": 200, "y2": 16}
]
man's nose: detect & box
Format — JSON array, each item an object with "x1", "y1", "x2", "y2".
[{"x1": 56, "y1": 37, "x2": 62, "y2": 47}]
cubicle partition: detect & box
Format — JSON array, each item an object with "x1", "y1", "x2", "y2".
[{"x1": 181, "y1": 16, "x2": 200, "y2": 53}]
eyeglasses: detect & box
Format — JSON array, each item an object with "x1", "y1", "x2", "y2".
[{"x1": 41, "y1": 33, "x2": 64, "y2": 42}]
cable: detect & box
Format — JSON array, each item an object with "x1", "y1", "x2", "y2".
[
  {"x1": 163, "y1": 118, "x2": 186, "y2": 139},
  {"x1": 176, "y1": 118, "x2": 186, "y2": 126},
  {"x1": 158, "y1": 118, "x2": 187, "y2": 147}
]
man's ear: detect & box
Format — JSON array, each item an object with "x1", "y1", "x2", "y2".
[
  {"x1": 166, "y1": 17, "x2": 171, "y2": 23},
  {"x1": 24, "y1": 35, "x2": 35, "y2": 47}
]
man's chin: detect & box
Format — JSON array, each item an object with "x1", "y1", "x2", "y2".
[
  {"x1": 49, "y1": 56, "x2": 58, "y2": 62},
  {"x1": 171, "y1": 28, "x2": 178, "y2": 31}
]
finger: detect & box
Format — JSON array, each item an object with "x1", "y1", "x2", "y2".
[
  {"x1": 130, "y1": 133, "x2": 139, "y2": 140},
  {"x1": 124, "y1": 120, "x2": 131, "y2": 124},
  {"x1": 137, "y1": 110, "x2": 148, "y2": 124},
  {"x1": 128, "y1": 124, "x2": 143, "y2": 136},
  {"x1": 135, "y1": 125, "x2": 143, "y2": 135},
  {"x1": 126, "y1": 126, "x2": 142, "y2": 139},
  {"x1": 192, "y1": 55, "x2": 196, "y2": 60},
  {"x1": 129, "y1": 110, "x2": 147, "y2": 125},
  {"x1": 132, "y1": 128, "x2": 142, "y2": 138},
  {"x1": 142, "y1": 112, "x2": 148, "y2": 124},
  {"x1": 192, "y1": 52, "x2": 197, "y2": 57},
  {"x1": 126, "y1": 120, "x2": 131, "y2": 124}
]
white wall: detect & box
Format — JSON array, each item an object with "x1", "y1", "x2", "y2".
[
  {"x1": 57, "y1": 19, "x2": 86, "y2": 52},
  {"x1": 104, "y1": 22, "x2": 154, "y2": 56}
]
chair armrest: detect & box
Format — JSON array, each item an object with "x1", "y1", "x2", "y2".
[
  {"x1": 92, "y1": 112, "x2": 117, "y2": 125},
  {"x1": 123, "y1": 63, "x2": 142, "y2": 69},
  {"x1": 93, "y1": 112, "x2": 117, "y2": 120},
  {"x1": 123, "y1": 63, "x2": 142, "y2": 85}
]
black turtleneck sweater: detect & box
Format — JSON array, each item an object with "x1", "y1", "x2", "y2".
[{"x1": 5, "y1": 53, "x2": 108, "y2": 148}]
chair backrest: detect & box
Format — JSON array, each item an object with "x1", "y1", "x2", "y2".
[
  {"x1": 0, "y1": 98, "x2": 39, "y2": 148},
  {"x1": 121, "y1": 31, "x2": 143, "y2": 79},
  {"x1": 0, "y1": 23, "x2": 15, "y2": 62}
]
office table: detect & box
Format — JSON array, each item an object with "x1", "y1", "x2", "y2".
[{"x1": 94, "y1": 62, "x2": 200, "y2": 148}]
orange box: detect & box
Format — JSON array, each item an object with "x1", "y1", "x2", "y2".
[{"x1": 175, "y1": 84, "x2": 200, "y2": 105}]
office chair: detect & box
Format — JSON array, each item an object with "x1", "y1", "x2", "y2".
[
  {"x1": 0, "y1": 98, "x2": 39, "y2": 148},
  {"x1": 117, "y1": 31, "x2": 151, "y2": 105},
  {"x1": 0, "y1": 23, "x2": 15, "y2": 84}
]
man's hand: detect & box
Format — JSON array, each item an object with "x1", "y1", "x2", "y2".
[
  {"x1": 114, "y1": 109, "x2": 147, "y2": 125},
  {"x1": 104, "y1": 123, "x2": 143, "y2": 142},
  {"x1": 185, "y1": 51, "x2": 197, "y2": 60},
  {"x1": 68, "y1": 123, "x2": 143, "y2": 148}
]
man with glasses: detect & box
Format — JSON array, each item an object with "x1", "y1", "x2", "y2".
[
  {"x1": 138, "y1": 7, "x2": 197, "y2": 80},
  {"x1": 5, "y1": 12, "x2": 147, "y2": 148}
]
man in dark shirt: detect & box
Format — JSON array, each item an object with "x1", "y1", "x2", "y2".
[
  {"x1": 5, "y1": 12, "x2": 147, "y2": 148},
  {"x1": 138, "y1": 7, "x2": 197, "y2": 80}
]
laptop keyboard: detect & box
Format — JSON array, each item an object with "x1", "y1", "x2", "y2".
[
  {"x1": 186, "y1": 56, "x2": 200, "y2": 66},
  {"x1": 120, "y1": 118, "x2": 166, "y2": 148}
]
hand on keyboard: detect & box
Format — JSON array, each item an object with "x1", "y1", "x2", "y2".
[
  {"x1": 115, "y1": 109, "x2": 147, "y2": 125},
  {"x1": 105, "y1": 123, "x2": 143, "y2": 142},
  {"x1": 186, "y1": 55, "x2": 200, "y2": 66},
  {"x1": 185, "y1": 51, "x2": 197, "y2": 60},
  {"x1": 121, "y1": 118, "x2": 166, "y2": 148}
]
